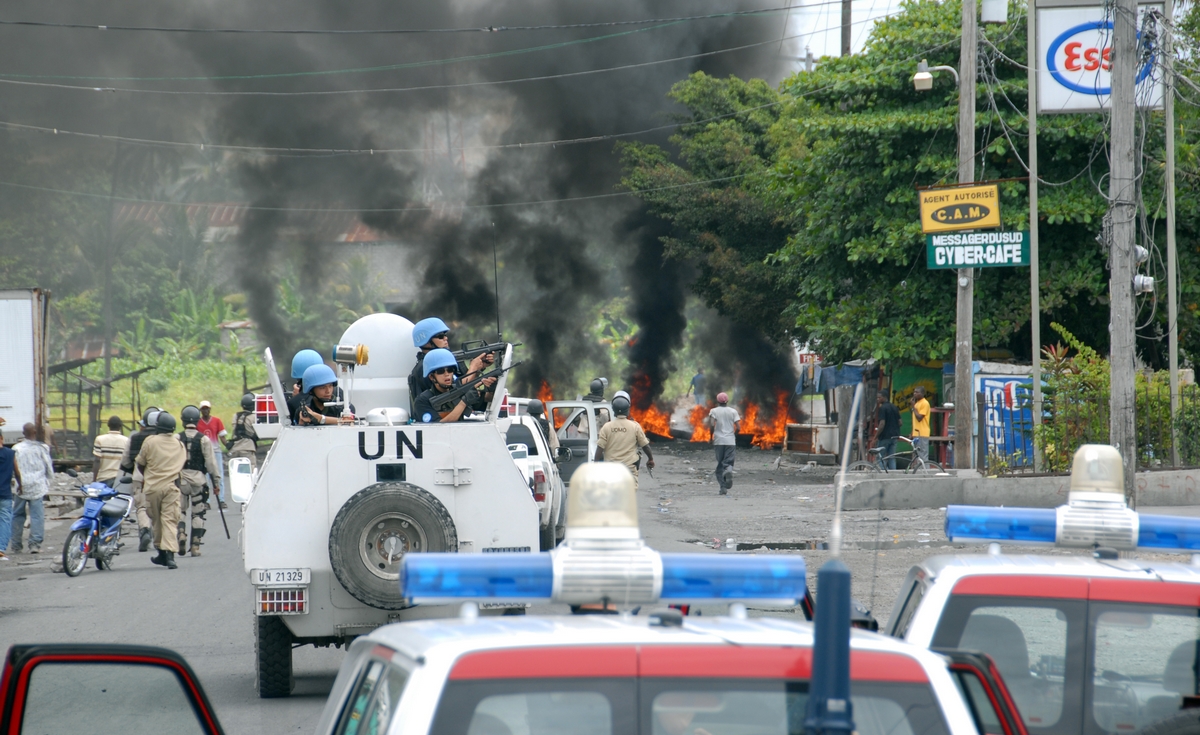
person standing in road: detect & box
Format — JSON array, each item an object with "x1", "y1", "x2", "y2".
[
  {"x1": 594, "y1": 391, "x2": 654, "y2": 491},
  {"x1": 178, "y1": 405, "x2": 221, "y2": 557},
  {"x1": 92, "y1": 415, "x2": 128, "y2": 487},
  {"x1": 10, "y1": 423, "x2": 54, "y2": 554},
  {"x1": 706, "y1": 392, "x2": 741, "y2": 495},
  {"x1": 226, "y1": 393, "x2": 259, "y2": 472},
  {"x1": 0, "y1": 434, "x2": 21, "y2": 561},
  {"x1": 910, "y1": 386, "x2": 931, "y2": 464},
  {"x1": 136, "y1": 411, "x2": 186, "y2": 570},
  {"x1": 119, "y1": 407, "x2": 160, "y2": 552},
  {"x1": 873, "y1": 392, "x2": 902, "y2": 470},
  {"x1": 687, "y1": 368, "x2": 707, "y2": 405},
  {"x1": 196, "y1": 401, "x2": 227, "y2": 509}
]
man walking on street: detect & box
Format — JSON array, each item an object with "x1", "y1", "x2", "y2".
[
  {"x1": 0, "y1": 434, "x2": 22, "y2": 561},
  {"x1": 92, "y1": 415, "x2": 127, "y2": 487},
  {"x1": 196, "y1": 400, "x2": 228, "y2": 509},
  {"x1": 137, "y1": 411, "x2": 186, "y2": 569},
  {"x1": 119, "y1": 407, "x2": 159, "y2": 552},
  {"x1": 911, "y1": 386, "x2": 931, "y2": 464},
  {"x1": 227, "y1": 393, "x2": 259, "y2": 472},
  {"x1": 10, "y1": 423, "x2": 53, "y2": 554},
  {"x1": 873, "y1": 392, "x2": 901, "y2": 470},
  {"x1": 594, "y1": 391, "x2": 654, "y2": 491},
  {"x1": 178, "y1": 405, "x2": 221, "y2": 557},
  {"x1": 706, "y1": 392, "x2": 741, "y2": 495},
  {"x1": 687, "y1": 368, "x2": 707, "y2": 405}
]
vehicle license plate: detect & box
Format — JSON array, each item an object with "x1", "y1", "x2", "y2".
[{"x1": 253, "y1": 568, "x2": 311, "y2": 586}]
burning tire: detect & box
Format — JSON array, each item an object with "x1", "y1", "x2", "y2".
[{"x1": 328, "y1": 482, "x2": 457, "y2": 610}]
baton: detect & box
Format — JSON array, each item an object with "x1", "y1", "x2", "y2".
[{"x1": 214, "y1": 478, "x2": 231, "y2": 539}]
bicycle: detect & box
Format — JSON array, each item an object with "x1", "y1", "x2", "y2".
[{"x1": 848, "y1": 436, "x2": 946, "y2": 474}]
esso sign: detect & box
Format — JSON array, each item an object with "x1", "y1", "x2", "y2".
[{"x1": 1037, "y1": 6, "x2": 1162, "y2": 112}]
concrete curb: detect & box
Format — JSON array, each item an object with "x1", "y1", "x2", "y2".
[{"x1": 843, "y1": 469, "x2": 1200, "y2": 509}]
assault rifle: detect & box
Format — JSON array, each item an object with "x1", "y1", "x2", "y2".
[
  {"x1": 430, "y1": 360, "x2": 524, "y2": 412},
  {"x1": 453, "y1": 340, "x2": 521, "y2": 364}
]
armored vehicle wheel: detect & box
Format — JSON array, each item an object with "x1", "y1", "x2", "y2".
[
  {"x1": 1133, "y1": 708, "x2": 1200, "y2": 735},
  {"x1": 256, "y1": 616, "x2": 294, "y2": 698},
  {"x1": 329, "y1": 482, "x2": 457, "y2": 610}
]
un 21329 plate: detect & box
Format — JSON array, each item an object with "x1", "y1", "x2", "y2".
[{"x1": 252, "y1": 568, "x2": 311, "y2": 586}]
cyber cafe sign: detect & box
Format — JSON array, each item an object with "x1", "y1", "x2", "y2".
[{"x1": 1037, "y1": 5, "x2": 1164, "y2": 112}]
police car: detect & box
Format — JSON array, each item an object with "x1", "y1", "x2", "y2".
[
  {"x1": 308, "y1": 463, "x2": 1027, "y2": 735},
  {"x1": 236, "y1": 313, "x2": 543, "y2": 698},
  {"x1": 886, "y1": 444, "x2": 1200, "y2": 735}
]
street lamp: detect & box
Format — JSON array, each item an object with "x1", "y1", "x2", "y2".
[{"x1": 912, "y1": 59, "x2": 960, "y2": 90}]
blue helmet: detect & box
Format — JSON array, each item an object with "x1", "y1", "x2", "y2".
[
  {"x1": 302, "y1": 364, "x2": 338, "y2": 393},
  {"x1": 291, "y1": 349, "x2": 323, "y2": 379},
  {"x1": 412, "y1": 317, "x2": 450, "y2": 348},
  {"x1": 422, "y1": 348, "x2": 459, "y2": 378}
]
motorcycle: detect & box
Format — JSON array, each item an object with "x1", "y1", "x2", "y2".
[{"x1": 62, "y1": 477, "x2": 134, "y2": 577}]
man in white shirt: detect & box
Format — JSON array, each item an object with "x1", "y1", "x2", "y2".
[
  {"x1": 10, "y1": 423, "x2": 54, "y2": 554},
  {"x1": 705, "y1": 393, "x2": 742, "y2": 496}
]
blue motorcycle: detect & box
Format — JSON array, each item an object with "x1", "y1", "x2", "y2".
[{"x1": 62, "y1": 479, "x2": 134, "y2": 577}]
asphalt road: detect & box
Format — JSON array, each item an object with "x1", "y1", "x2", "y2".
[{"x1": 2, "y1": 444, "x2": 1193, "y2": 734}]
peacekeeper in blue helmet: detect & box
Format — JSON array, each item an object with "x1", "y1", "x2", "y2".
[
  {"x1": 413, "y1": 348, "x2": 494, "y2": 423},
  {"x1": 287, "y1": 349, "x2": 324, "y2": 424},
  {"x1": 293, "y1": 364, "x2": 356, "y2": 426},
  {"x1": 408, "y1": 317, "x2": 498, "y2": 403}
]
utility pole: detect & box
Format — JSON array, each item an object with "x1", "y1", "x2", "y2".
[
  {"x1": 841, "y1": 0, "x2": 852, "y2": 56},
  {"x1": 1108, "y1": 0, "x2": 1138, "y2": 499},
  {"x1": 953, "y1": 0, "x2": 977, "y2": 470},
  {"x1": 1166, "y1": 0, "x2": 1180, "y2": 468},
  {"x1": 1027, "y1": 0, "x2": 1043, "y2": 472}
]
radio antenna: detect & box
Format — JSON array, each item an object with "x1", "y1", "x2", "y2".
[{"x1": 491, "y1": 221, "x2": 502, "y2": 342}]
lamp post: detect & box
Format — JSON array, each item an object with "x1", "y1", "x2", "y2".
[{"x1": 913, "y1": 0, "x2": 976, "y2": 471}]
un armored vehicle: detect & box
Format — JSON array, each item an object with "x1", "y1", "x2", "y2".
[{"x1": 239, "y1": 313, "x2": 541, "y2": 697}]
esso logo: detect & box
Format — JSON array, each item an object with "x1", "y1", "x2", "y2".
[{"x1": 1046, "y1": 20, "x2": 1153, "y2": 96}]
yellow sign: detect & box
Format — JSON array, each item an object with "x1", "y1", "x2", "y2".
[{"x1": 919, "y1": 184, "x2": 1002, "y2": 233}]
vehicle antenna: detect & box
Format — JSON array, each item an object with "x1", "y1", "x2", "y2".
[
  {"x1": 491, "y1": 221, "x2": 502, "y2": 342},
  {"x1": 831, "y1": 383, "x2": 863, "y2": 557}
]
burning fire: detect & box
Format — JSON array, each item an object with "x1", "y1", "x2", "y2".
[
  {"x1": 688, "y1": 390, "x2": 791, "y2": 449},
  {"x1": 537, "y1": 381, "x2": 554, "y2": 404},
  {"x1": 627, "y1": 373, "x2": 674, "y2": 438}
]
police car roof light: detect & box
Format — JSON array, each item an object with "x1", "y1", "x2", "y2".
[
  {"x1": 1136, "y1": 514, "x2": 1200, "y2": 552},
  {"x1": 944, "y1": 506, "x2": 1057, "y2": 545},
  {"x1": 566, "y1": 463, "x2": 640, "y2": 541},
  {"x1": 402, "y1": 553, "x2": 554, "y2": 602},
  {"x1": 659, "y1": 554, "x2": 807, "y2": 602}
]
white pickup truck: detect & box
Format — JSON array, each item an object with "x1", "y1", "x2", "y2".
[{"x1": 505, "y1": 414, "x2": 568, "y2": 550}]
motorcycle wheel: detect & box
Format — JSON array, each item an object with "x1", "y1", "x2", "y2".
[{"x1": 62, "y1": 529, "x2": 90, "y2": 577}]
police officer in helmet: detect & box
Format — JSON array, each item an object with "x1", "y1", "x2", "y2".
[
  {"x1": 527, "y1": 399, "x2": 559, "y2": 452},
  {"x1": 118, "y1": 406, "x2": 161, "y2": 552},
  {"x1": 409, "y1": 318, "x2": 451, "y2": 400},
  {"x1": 177, "y1": 405, "x2": 220, "y2": 557},
  {"x1": 287, "y1": 349, "x2": 323, "y2": 425},
  {"x1": 227, "y1": 393, "x2": 260, "y2": 472},
  {"x1": 594, "y1": 391, "x2": 654, "y2": 491},
  {"x1": 295, "y1": 364, "x2": 355, "y2": 426},
  {"x1": 413, "y1": 349, "x2": 483, "y2": 423},
  {"x1": 135, "y1": 411, "x2": 186, "y2": 569}
]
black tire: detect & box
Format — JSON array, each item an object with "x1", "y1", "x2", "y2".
[
  {"x1": 847, "y1": 461, "x2": 880, "y2": 473},
  {"x1": 1133, "y1": 708, "x2": 1200, "y2": 735},
  {"x1": 329, "y1": 482, "x2": 457, "y2": 610},
  {"x1": 909, "y1": 460, "x2": 946, "y2": 475},
  {"x1": 62, "y1": 529, "x2": 89, "y2": 577},
  {"x1": 255, "y1": 616, "x2": 294, "y2": 699},
  {"x1": 540, "y1": 520, "x2": 556, "y2": 551}
]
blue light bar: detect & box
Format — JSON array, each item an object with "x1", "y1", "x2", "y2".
[
  {"x1": 659, "y1": 554, "x2": 806, "y2": 601},
  {"x1": 401, "y1": 553, "x2": 553, "y2": 601},
  {"x1": 945, "y1": 505, "x2": 1057, "y2": 544},
  {"x1": 1137, "y1": 514, "x2": 1200, "y2": 551}
]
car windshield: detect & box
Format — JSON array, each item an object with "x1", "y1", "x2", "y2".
[{"x1": 431, "y1": 679, "x2": 950, "y2": 735}]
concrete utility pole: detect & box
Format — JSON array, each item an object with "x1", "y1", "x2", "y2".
[
  {"x1": 842, "y1": 0, "x2": 852, "y2": 56},
  {"x1": 953, "y1": 0, "x2": 977, "y2": 470},
  {"x1": 1166, "y1": 0, "x2": 1180, "y2": 468},
  {"x1": 1027, "y1": 0, "x2": 1043, "y2": 472},
  {"x1": 1108, "y1": 0, "x2": 1138, "y2": 499}
]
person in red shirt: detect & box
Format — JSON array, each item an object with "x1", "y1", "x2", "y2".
[{"x1": 196, "y1": 401, "x2": 228, "y2": 508}]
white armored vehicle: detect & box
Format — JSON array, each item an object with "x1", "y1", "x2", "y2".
[{"x1": 239, "y1": 313, "x2": 544, "y2": 698}]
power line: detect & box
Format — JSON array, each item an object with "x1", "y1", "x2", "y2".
[
  {"x1": 0, "y1": 16, "x2": 897, "y2": 97},
  {"x1": 0, "y1": 6, "x2": 799, "y2": 36}
]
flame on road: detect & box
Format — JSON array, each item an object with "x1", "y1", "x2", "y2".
[{"x1": 687, "y1": 390, "x2": 791, "y2": 448}]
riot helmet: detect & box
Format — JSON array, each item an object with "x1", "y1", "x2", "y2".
[
  {"x1": 527, "y1": 399, "x2": 544, "y2": 417},
  {"x1": 850, "y1": 599, "x2": 879, "y2": 631},
  {"x1": 155, "y1": 411, "x2": 177, "y2": 434},
  {"x1": 412, "y1": 317, "x2": 450, "y2": 348},
  {"x1": 180, "y1": 405, "x2": 202, "y2": 426},
  {"x1": 290, "y1": 349, "x2": 323, "y2": 380},
  {"x1": 241, "y1": 393, "x2": 256, "y2": 412},
  {"x1": 587, "y1": 378, "x2": 608, "y2": 398},
  {"x1": 140, "y1": 405, "x2": 161, "y2": 427},
  {"x1": 302, "y1": 364, "x2": 338, "y2": 393},
  {"x1": 613, "y1": 390, "x2": 631, "y2": 403},
  {"x1": 611, "y1": 395, "x2": 631, "y2": 416},
  {"x1": 422, "y1": 348, "x2": 458, "y2": 378}
]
